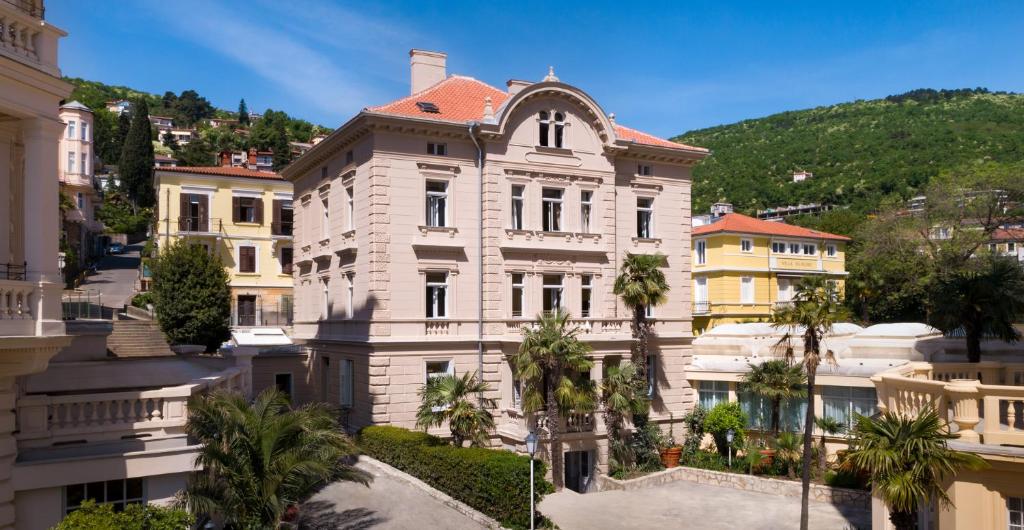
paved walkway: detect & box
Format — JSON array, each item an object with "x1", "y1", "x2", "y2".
[
  {"x1": 299, "y1": 461, "x2": 486, "y2": 530},
  {"x1": 77, "y1": 243, "x2": 142, "y2": 309},
  {"x1": 540, "y1": 480, "x2": 870, "y2": 530}
]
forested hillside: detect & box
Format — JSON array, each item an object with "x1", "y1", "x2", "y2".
[{"x1": 673, "y1": 88, "x2": 1024, "y2": 215}]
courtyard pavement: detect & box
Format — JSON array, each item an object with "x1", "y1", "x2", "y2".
[
  {"x1": 540, "y1": 479, "x2": 871, "y2": 530},
  {"x1": 298, "y1": 461, "x2": 486, "y2": 530}
]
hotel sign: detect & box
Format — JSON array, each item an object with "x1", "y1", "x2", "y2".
[{"x1": 773, "y1": 258, "x2": 820, "y2": 270}]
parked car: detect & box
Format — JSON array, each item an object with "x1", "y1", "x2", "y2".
[{"x1": 109, "y1": 242, "x2": 124, "y2": 254}]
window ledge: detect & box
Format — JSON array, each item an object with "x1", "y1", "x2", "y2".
[
  {"x1": 341, "y1": 229, "x2": 356, "y2": 238},
  {"x1": 235, "y1": 222, "x2": 261, "y2": 226},
  {"x1": 318, "y1": 238, "x2": 330, "y2": 246},
  {"x1": 300, "y1": 245, "x2": 312, "y2": 252},
  {"x1": 631, "y1": 237, "x2": 663, "y2": 248},
  {"x1": 418, "y1": 225, "x2": 458, "y2": 236},
  {"x1": 235, "y1": 272, "x2": 259, "y2": 277},
  {"x1": 535, "y1": 146, "x2": 573, "y2": 156}
]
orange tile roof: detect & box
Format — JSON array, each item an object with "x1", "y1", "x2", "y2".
[
  {"x1": 156, "y1": 166, "x2": 284, "y2": 181},
  {"x1": 993, "y1": 228, "x2": 1024, "y2": 241},
  {"x1": 366, "y1": 76, "x2": 705, "y2": 152},
  {"x1": 693, "y1": 213, "x2": 851, "y2": 241}
]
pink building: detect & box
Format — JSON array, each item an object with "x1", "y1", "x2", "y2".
[
  {"x1": 58, "y1": 101, "x2": 104, "y2": 267},
  {"x1": 282, "y1": 49, "x2": 708, "y2": 490}
]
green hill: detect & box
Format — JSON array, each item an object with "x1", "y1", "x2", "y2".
[{"x1": 673, "y1": 88, "x2": 1024, "y2": 215}]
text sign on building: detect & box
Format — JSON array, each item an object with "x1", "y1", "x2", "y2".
[{"x1": 774, "y1": 258, "x2": 819, "y2": 270}]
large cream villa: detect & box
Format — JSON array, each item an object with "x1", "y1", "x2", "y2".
[{"x1": 281, "y1": 49, "x2": 709, "y2": 490}]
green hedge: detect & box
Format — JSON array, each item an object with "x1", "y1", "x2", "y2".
[{"x1": 359, "y1": 425, "x2": 553, "y2": 529}]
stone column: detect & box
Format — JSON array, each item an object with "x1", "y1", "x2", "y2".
[
  {"x1": 0, "y1": 377, "x2": 16, "y2": 529},
  {"x1": 21, "y1": 118, "x2": 66, "y2": 337}
]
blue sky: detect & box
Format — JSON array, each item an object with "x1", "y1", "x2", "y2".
[{"x1": 50, "y1": 0, "x2": 1024, "y2": 138}]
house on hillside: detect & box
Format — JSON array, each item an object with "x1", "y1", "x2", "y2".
[
  {"x1": 105, "y1": 99, "x2": 131, "y2": 115},
  {"x1": 59, "y1": 101, "x2": 105, "y2": 268}
]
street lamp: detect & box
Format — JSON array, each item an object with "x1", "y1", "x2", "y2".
[
  {"x1": 726, "y1": 429, "x2": 735, "y2": 468},
  {"x1": 525, "y1": 431, "x2": 539, "y2": 530}
]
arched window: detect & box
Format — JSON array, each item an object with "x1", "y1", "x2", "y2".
[
  {"x1": 538, "y1": 111, "x2": 550, "y2": 147},
  {"x1": 554, "y1": 112, "x2": 565, "y2": 148}
]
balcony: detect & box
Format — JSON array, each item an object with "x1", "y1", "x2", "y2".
[
  {"x1": 505, "y1": 318, "x2": 628, "y2": 337},
  {"x1": 0, "y1": 0, "x2": 62, "y2": 77},
  {"x1": 271, "y1": 221, "x2": 294, "y2": 237},
  {"x1": 0, "y1": 268, "x2": 37, "y2": 335},
  {"x1": 872, "y1": 361, "x2": 1024, "y2": 447},
  {"x1": 694, "y1": 301, "x2": 710, "y2": 315},
  {"x1": 232, "y1": 296, "x2": 293, "y2": 328},
  {"x1": 176, "y1": 216, "x2": 222, "y2": 236},
  {"x1": 499, "y1": 229, "x2": 605, "y2": 255}
]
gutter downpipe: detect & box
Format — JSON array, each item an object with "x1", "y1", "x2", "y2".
[{"x1": 468, "y1": 122, "x2": 485, "y2": 404}]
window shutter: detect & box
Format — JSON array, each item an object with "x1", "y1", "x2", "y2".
[
  {"x1": 198, "y1": 195, "x2": 209, "y2": 232},
  {"x1": 272, "y1": 199, "x2": 282, "y2": 234},
  {"x1": 178, "y1": 194, "x2": 188, "y2": 230},
  {"x1": 240, "y1": 246, "x2": 256, "y2": 273},
  {"x1": 254, "y1": 198, "x2": 264, "y2": 225},
  {"x1": 232, "y1": 197, "x2": 241, "y2": 223}
]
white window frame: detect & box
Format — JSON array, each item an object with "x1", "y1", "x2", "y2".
[
  {"x1": 826, "y1": 244, "x2": 837, "y2": 257},
  {"x1": 542, "y1": 274, "x2": 564, "y2": 314},
  {"x1": 538, "y1": 111, "x2": 550, "y2": 147},
  {"x1": 320, "y1": 194, "x2": 330, "y2": 240},
  {"x1": 81, "y1": 121, "x2": 89, "y2": 141},
  {"x1": 741, "y1": 238, "x2": 753, "y2": 253},
  {"x1": 426, "y1": 359, "x2": 455, "y2": 411},
  {"x1": 772, "y1": 241, "x2": 786, "y2": 254},
  {"x1": 425, "y1": 180, "x2": 448, "y2": 228},
  {"x1": 542, "y1": 187, "x2": 564, "y2": 232},
  {"x1": 1009, "y1": 496, "x2": 1024, "y2": 530},
  {"x1": 67, "y1": 120, "x2": 75, "y2": 139},
  {"x1": 740, "y1": 276, "x2": 755, "y2": 304},
  {"x1": 321, "y1": 278, "x2": 330, "y2": 319},
  {"x1": 511, "y1": 272, "x2": 526, "y2": 318},
  {"x1": 67, "y1": 151, "x2": 75, "y2": 173},
  {"x1": 345, "y1": 185, "x2": 354, "y2": 231},
  {"x1": 345, "y1": 273, "x2": 355, "y2": 319},
  {"x1": 788, "y1": 242, "x2": 800, "y2": 254},
  {"x1": 339, "y1": 359, "x2": 354, "y2": 407},
  {"x1": 64, "y1": 478, "x2": 145, "y2": 515},
  {"x1": 637, "y1": 164, "x2": 652, "y2": 176},
  {"x1": 237, "y1": 244, "x2": 259, "y2": 274},
  {"x1": 76, "y1": 192, "x2": 84, "y2": 209},
  {"x1": 802, "y1": 243, "x2": 817, "y2": 256},
  {"x1": 427, "y1": 142, "x2": 447, "y2": 156},
  {"x1": 425, "y1": 272, "x2": 448, "y2": 319},
  {"x1": 553, "y1": 111, "x2": 566, "y2": 148},
  {"x1": 82, "y1": 153, "x2": 89, "y2": 175},
  {"x1": 511, "y1": 184, "x2": 525, "y2": 230},
  {"x1": 695, "y1": 239, "x2": 707, "y2": 265},
  {"x1": 580, "y1": 190, "x2": 593, "y2": 233},
  {"x1": 647, "y1": 353, "x2": 657, "y2": 397},
  {"x1": 580, "y1": 274, "x2": 593, "y2": 318},
  {"x1": 637, "y1": 196, "x2": 654, "y2": 238},
  {"x1": 698, "y1": 380, "x2": 729, "y2": 410}
]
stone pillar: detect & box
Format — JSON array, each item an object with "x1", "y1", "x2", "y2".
[
  {"x1": 946, "y1": 379, "x2": 981, "y2": 443},
  {"x1": 21, "y1": 118, "x2": 66, "y2": 337},
  {"x1": 0, "y1": 378, "x2": 16, "y2": 529}
]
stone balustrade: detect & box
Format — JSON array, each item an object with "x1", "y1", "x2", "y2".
[
  {"x1": 0, "y1": 278, "x2": 37, "y2": 335},
  {"x1": 871, "y1": 361, "x2": 1024, "y2": 446},
  {"x1": 0, "y1": 2, "x2": 61, "y2": 77}
]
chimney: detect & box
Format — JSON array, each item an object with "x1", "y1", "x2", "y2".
[
  {"x1": 409, "y1": 49, "x2": 447, "y2": 94},
  {"x1": 219, "y1": 151, "x2": 232, "y2": 167},
  {"x1": 506, "y1": 79, "x2": 531, "y2": 95},
  {"x1": 247, "y1": 147, "x2": 257, "y2": 168}
]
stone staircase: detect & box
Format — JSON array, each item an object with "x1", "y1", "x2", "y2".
[{"x1": 107, "y1": 319, "x2": 175, "y2": 358}]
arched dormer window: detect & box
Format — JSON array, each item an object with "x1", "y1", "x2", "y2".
[
  {"x1": 538, "y1": 111, "x2": 550, "y2": 147},
  {"x1": 538, "y1": 110, "x2": 567, "y2": 148}
]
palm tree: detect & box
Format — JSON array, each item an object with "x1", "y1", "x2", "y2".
[
  {"x1": 771, "y1": 275, "x2": 849, "y2": 530},
  {"x1": 600, "y1": 360, "x2": 649, "y2": 471},
  {"x1": 513, "y1": 309, "x2": 597, "y2": 490},
  {"x1": 773, "y1": 431, "x2": 802, "y2": 479},
  {"x1": 613, "y1": 253, "x2": 670, "y2": 380},
  {"x1": 928, "y1": 255, "x2": 1024, "y2": 363},
  {"x1": 845, "y1": 410, "x2": 987, "y2": 530},
  {"x1": 813, "y1": 416, "x2": 845, "y2": 477},
  {"x1": 178, "y1": 389, "x2": 368, "y2": 528},
  {"x1": 415, "y1": 371, "x2": 496, "y2": 447},
  {"x1": 739, "y1": 359, "x2": 807, "y2": 438}
]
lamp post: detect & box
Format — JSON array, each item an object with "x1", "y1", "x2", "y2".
[
  {"x1": 526, "y1": 431, "x2": 538, "y2": 530},
  {"x1": 726, "y1": 429, "x2": 735, "y2": 468}
]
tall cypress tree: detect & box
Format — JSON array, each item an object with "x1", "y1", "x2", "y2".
[
  {"x1": 271, "y1": 120, "x2": 291, "y2": 171},
  {"x1": 118, "y1": 99, "x2": 156, "y2": 207},
  {"x1": 116, "y1": 111, "x2": 131, "y2": 152},
  {"x1": 238, "y1": 98, "x2": 250, "y2": 126}
]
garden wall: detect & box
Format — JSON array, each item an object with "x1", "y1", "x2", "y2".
[{"x1": 597, "y1": 466, "x2": 869, "y2": 510}]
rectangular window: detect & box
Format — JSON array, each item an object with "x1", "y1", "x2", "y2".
[
  {"x1": 81, "y1": 122, "x2": 89, "y2": 141},
  {"x1": 67, "y1": 120, "x2": 75, "y2": 139},
  {"x1": 236, "y1": 294, "x2": 256, "y2": 326},
  {"x1": 1008, "y1": 242, "x2": 1017, "y2": 253},
  {"x1": 280, "y1": 247, "x2": 293, "y2": 275},
  {"x1": 637, "y1": 164, "x2": 651, "y2": 176},
  {"x1": 426, "y1": 180, "x2": 448, "y2": 227},
  {"x1": 802, "y1": 244, "x2": 817, "y2": 255},
  {"x1": 346, "y1": 150, "x2": 354, "y2": 164},
  {"x1": 989, "y1": 243, "x2": 998, "y2": 253},
  {"x1": 542, "y1": 274, "x2": 563, "y2": 314},
  {"x1": 826, "y1": 244, "x2": 837, "y2": 257},
  {"x1": 772, "y1": 241, "x2": 786, "y2": 253},
  {"x1": 698, "y1": 380, "x2": 729, "y2": 410},
  {"x1": 580, "y1": 274, "x2": 593, "y2": 318},
  {"x1": 645, "y1": 304, "x2": 654, "y2": 318},
  {"x1": 345, "y1": 274, "x2": 354, "y2": 319},
  {"x1": 237, "y1": 197, "x2": 257, "y2": 223},
  {"x1": 637, "y1": 197, "x2": 654, "y2": 238},
  {"x1": 512, "y1": 378, "x2": 523, "y2": 410},
  {"x1": 345, "y1": 186, "x2": 354, "y2": 230},
  {"x1": 65, "y1": 478, "x2": 144, "y2": 514},
  {"x1": 67, "y1": 151, "x2": 76, "y2": 173},
  {"x1": 542, "y1": 188, "x2": 563, "y2": 232},
  {"x1": 694, "y1": 276, "x2": 709, "y2": 307},
  {"x1": 580, "y1": 190, "x2": 593, "y2": 233},
  {"x1": 321, "y1": 195, "x2": 330, "y2": 239},
  {"x1": 426, "y1": 360, "x2": 453, "y2": 383},
  {"x1": 321, "y1": 166, "x2": 328, "y2": 179},
  {"x1": 279, "y1": 202, "x2": 294, "y2": 235},
  {"x1": 741, "y1": 239, "x2": 753, "y2": 253},
  {"x1": 511, "y1": 185, "x2": 525, "y2": 230},
  {"x1": 425, "y1": 272, "x2": 448, "y2": 318},
  {"x1": 1009, "y1": 497, "x2": 1024, "y2": 530},
  {"x1": 427, "y1": 142, "x2": 447, "y2": 156},
  {"x1": 275, "y1": 373, "x2": 293, "y2": 397},
  {"x1": 647, "y1": 353, "x2": 657, "y2": 397},
  {"x1": 740, "y1": 276, "x2": 754, "y2": 303},
  {"x1": 83, "y1": 154, "x2": 89, "y2": 175},
  {"x1": 238, "y1": 245, "x2": 257, "y2": 273},
  {"x1": 822, "y1": 386, "x2": 878, "y2": 431},
  {"x1": 77, "y1": 192, "x2": 84, "y2": 209},
  {"x1": 321, "y1": 279, "x2": 330, "y2": 319},
  {"x1": 695, "y1": 239, "x2": 706, "y2": 265},
  {"x1": 339, "y1": 359, "x2": 354, "y2": 407},
  {"x1": 511, "y1": 273, "x2": 525, "y2": 318},
  {"x1": 788, "y1": 242, "x2": 800, "y2": 254}
]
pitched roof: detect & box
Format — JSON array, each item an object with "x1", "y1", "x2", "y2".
[
  {"x1": 993, "y1": 228, "x2": 1024, "y2": 241},
  {"x1": 156, "y1": 166, "x2": 284, "y2": 181},
  {"x1": 365, "y1": 76, "x2": 705, "y2": 152},
  {"x1": 693, "y1": 212, "x2": 851, "y2": 241},
  {"x1": 60, "y1": 100, "x2": 92, "y2": 112}
]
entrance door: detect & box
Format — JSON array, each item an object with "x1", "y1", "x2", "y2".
[
  {"x1": 564, "y1": 450, "x2": 593, "y2": 493},
  {"x1": 237, "y1": 295, "x2": 257, "y2": 326},
  {"x1": 694, "y1": 277, "x2": 709, "y2": 313},
  {"x1": 777, "y1": 278, "x2": 795, "y2": 303}
]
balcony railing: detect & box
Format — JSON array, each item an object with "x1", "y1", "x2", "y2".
[
  {"x1": 2, "y1": 0, "x2": 44, "y2": 18},
  {"x1": 694, "y1": 301, "x2": 710, "y2": 315},
  {"x1": 0, "y1": 262, "x2": 26, "y2": 281},
  {"x1": 177, "y1": 216, "x2": 222, "y2": 234},
  {"x1": 0, "y1": 1, "x2": 58, "y2": 76},
  {"x1": 271, "y1": 221, "x2": 294, "y2": 237},
  {"x1": 62, "y1": 290, "x2": 108, "y2": 320},
  {"x1": 872, "y1": 361, "x2": 1024, "y2": 447},
  {"x1": 232, "y1": 297, "x2": 294, "y2": 328}
]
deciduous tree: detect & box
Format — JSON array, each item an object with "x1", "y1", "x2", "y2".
[{"x1": 150, "y1": 240, "x2": 230, "y2": 351}]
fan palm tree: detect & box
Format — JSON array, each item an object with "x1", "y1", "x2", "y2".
[
  {"x1": 774, "y1": 431, "x2": 802, "y2": 479},
  {"x1": 739, "y1": 359, "x2": 807, "y2": 438},
  {"x1": 512, "y1": 309, "x2": 597, "y2": 490},
  {"x1": 928, "y1": 255, "x2": 1024, "y2": 363},
  {"x1": 600, "y1": 360, "x2": 649, "y2": 471},
  {"x1": 613, "y1": 253, "x2": 670, "y2": 381},
  {"x1": 177, "y1": 389, "x2": 368, "y2": 528},
  {"x1": 845, "y1": 410, "x2": 987, "y2": 530},
  {"x1": 771, "y1": 275, "x2": 849, "y2": 530},
  {"x1": 813, "y1": 416, "x2": 845, "y2": 477},
  {"x1": 415, "y1": 371, "x2": 496, "y2": 447}
]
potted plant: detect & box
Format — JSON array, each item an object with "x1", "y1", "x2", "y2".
[{"x1": 659, "y1": 419, "x2": 683, "y2": 468}]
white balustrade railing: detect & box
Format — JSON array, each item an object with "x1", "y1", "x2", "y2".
[
  {"x1": 0, "y1": 2, "x2": 59, "y2": 75},
  {"x1": 0, "y1": 279, "x2": 33, "y2": 320}
]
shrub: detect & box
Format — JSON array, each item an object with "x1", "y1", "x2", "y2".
[
  {"x1": 703, "y1": 402, "x2": 747, "y2": 456},
  {"x1": 824, "y1": 469, "x2": 868, "y2": 490},
  {"x1": 54, "y1": 500, "x2": 192, "y2": 529},
  {"x1": 360, "y1": 425, "x2": 553, "y2": 529},
  {"x1": 681, "y1": 405, "x2": 708, "y2": 457},
  {"x1": 150, "y1": 240, "x2": 231, "y2": 351},
  {"x1": 130, "y1": 291, "x2": 155, "y2": 308}
]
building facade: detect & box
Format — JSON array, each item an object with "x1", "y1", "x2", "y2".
[
  {"x1": 58, "y1": 101, "x2": 104, "y2": 269},
  {"x1": 691, "y1": 212, "x2": 849, "y2": 335},
  {"x1": 282, "y1": 49, "x2": 708, "y2": 490},
  {"x1": 155, "y1": 165, "x2": 294, "y2": 328}
]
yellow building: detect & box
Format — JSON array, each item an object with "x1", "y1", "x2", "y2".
[
  {"x1": 691, "y1": 212, "x2": 849, "y2": 334},
  {"x1": 154, "y1": 165, "x2": 294, "y2": 328}
]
